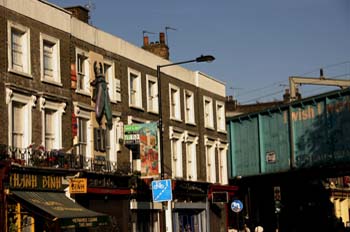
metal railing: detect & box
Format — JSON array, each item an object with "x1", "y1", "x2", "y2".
[{"x1": 0, "y1": 144, "x2": 118, "y2": 173}]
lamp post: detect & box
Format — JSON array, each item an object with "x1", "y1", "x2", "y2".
[{"x1": 157, "y1": 55, "x2": 215, "y2": 179}]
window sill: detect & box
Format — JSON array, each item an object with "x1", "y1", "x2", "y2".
[
  {"x1": 8, "y1": 69, "x2": 33, "y2": 79},
  {"x1": 130, "y1": 105, "x2": 144, "y2": 111},
  {"x1": 76, "y1": 89, "x2": 91, "y2": 96},
  {"x1": 41, "y1": 78, "x2": 63, "y2": 87},
  {"x1": 204, "y1": 126, "x2": 215, "y2": 131},
  {"x1": 217, "y1": 129, "x2": 227, "y2": 134},
  {"x1": 110, "y1": 99, "x2": 120, "y2": 104},
  {"x1": 185, "y1": 121, "x2": 196, "y2": 126},
  {"x1": 170, "y1": 117, "x2": 182, "y2": 122},
  {"x1": 147, "y1": 109, "x2": 159, "y2": 115}
]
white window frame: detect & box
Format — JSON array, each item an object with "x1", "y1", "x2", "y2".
[
  {"x1": 184, "y1": 90, "x2": 195, "y2": 125},
  {"x1": 169, "y1": 84, "x2": 181, "y2": 121},
  {"x1": 7, "y1": 21, "x2": 31, "y2": 77},
  {"x1": 6, "y1": 89, "x2": 36, "y2": 150},
  {"x1": 40, "y1": 33, "x2": 61, "y2": 85},
  {"x1": 73, "y1": 102, "x2": 93, "y2": 162},
  {"x1": 104, "y1": 59, "x2": 121, "y2": 102},
  {"x1": 75, "y1": 48, "x2": 90, "y2": 95},
  {"x1": 108, "y1": 116, "x2": 123, "y2": 170},
  {"x1": 205, "y1": 136, "x2": 216, "y2": 183},
  {"x1": 216, "y1": 101, "x2": 226, "y2": 132},
  {"x1": 170, "y1": 127, "x2": 184, "y2": 178},
  {"x1": 39, "y1": 97, "x2": 65, "y2": 151},
  {"x1": 217, "y1": 141, "x2": 228, "y2": 185},
  {"x1": 128, "y1": 68, "x2": 142, "y2": 109},
  {"x1": 146, "y1": 75, "x2": 159, "y2": 114},
  {"x1": 203, "y1": 96, "x2": 214, "y2": 129},
  {"x1": 184, "y1": 131, "x2": 198, "y2": 181}
]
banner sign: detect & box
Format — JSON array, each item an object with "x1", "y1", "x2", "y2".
[{"x1": 124, "y1": 122, "x2": 159, "y2": 178}]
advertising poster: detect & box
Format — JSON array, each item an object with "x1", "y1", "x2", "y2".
[{"x1": 124, "y1": 122, "x2": 159, "y2": 178}]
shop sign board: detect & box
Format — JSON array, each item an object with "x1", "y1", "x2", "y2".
[{"x1": 69, "y1": 178, "x2": 87, "y2": 194}]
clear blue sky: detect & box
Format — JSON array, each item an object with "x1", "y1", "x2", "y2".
[{"x1": 49, "y1": 0, "x2": 350, "y2": 103}]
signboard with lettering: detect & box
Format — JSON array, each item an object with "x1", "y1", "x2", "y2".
[
  {"x1": 9, "y1": 173, "x2": 65, "y2": 191},
  {"x1": 124, "y1": 123, "x2": 159, "y2": 178},
  {"x1": 69, "y1": 178, "x2": 87, "y2": 194}
]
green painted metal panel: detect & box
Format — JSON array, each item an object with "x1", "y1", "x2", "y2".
[
  {"x1": 259, "y1": 110, "x2": 290, "y2": 173},
  {"x1": 230, "y1": 116, "x2": 260, "y2": 177},
  {"x1": 293, "y1": 94, "x2": 350, "y2": 168}
]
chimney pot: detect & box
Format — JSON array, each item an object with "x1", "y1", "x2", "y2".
[
  {"x1": 159, "y1": 32, "x2": 165, "y2": 44},
  {"x1": 143, "y1": 36, "x2": 149, "y2": 46}
]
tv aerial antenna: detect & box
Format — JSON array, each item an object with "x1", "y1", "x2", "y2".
[
  {"x1": 85, "y1": 0, "x2": 96, "y2": 24},
  {"x1": 165, "y1": 26, "x2": 177, "y2": 46}
]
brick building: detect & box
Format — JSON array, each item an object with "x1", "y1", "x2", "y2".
[{"x1": 0, "y1": 1, "x2": 233, "y2": 231}]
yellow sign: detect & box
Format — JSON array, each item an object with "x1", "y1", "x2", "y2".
[{"x1": 69, "y1": 178, "x2": 87, "y2": 194}]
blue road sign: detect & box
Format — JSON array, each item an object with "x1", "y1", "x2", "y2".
[
  {"x1": 152, "y1": 179, "x2": 172, "y2": 202},
  {"x1": 231, "y1": 200, "x2": 243, "y2": 213}
]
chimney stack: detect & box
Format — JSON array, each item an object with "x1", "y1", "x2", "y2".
[
  {"x1": 142, "y1": 32, "x2": 169, "y2": 60},
  {"x1": 65, "y1": 6, "x2": 90, "y2": 24}
]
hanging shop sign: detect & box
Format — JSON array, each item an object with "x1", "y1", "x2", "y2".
[
  {"x1": 124, "y1": 122, "x2": 159, "y2": 178},
  {"x1": 69, "y1": 178, "x2": 87, "y2": 194}
]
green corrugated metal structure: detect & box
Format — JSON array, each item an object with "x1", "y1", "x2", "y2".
[{"x1": 228, "y1": 88, "x2": 350, "y2": 178}]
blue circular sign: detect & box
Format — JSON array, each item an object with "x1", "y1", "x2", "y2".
[{"x1": 231, "y1": 200, "x2": 243, "y2": 213}]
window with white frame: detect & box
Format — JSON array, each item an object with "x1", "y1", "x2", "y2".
[
  {"x1": 185, "y1": 132, "x2": 198, "y2": 181},
  {"x1": 74, "y1": 102, "x2": 92, "y2": 161},
  {"x1": 40, "y1": 98, "x2": 65, "y2": 151},
  {"x1": 40, "y1": 33, "x2": 60, "y2": 84},
  {"x1": 104, "y1": 60, "x2": 121, "y2": 102},
  {"x1": 169, "y1": 84, "x2": 181, "y2": 120},
  {"x1": 216, "y1": 101, "x2": 226, "y2": 132},
  {"x1": 8, "y1": 21, "x2": 31, "y2": 75},
  {"x1": 76, "y1": 48, "x2": 90, "y2": 94},
  {"x1": 170, "y1": 127, "x2": 184, "y2": 178},
  {"x1": 78, "y1": 118, "x2": 88, "y2": 155},
  {"x1": 128, "y1": 68, "x2": 142, "y2": 108},
  {"x1": 184, "y1": 90, "x2": 195, "y2": 124},
  {"x1": 146, "y1": 75, "x2": 158, "y2": 113},
  {"x1": 204, "y1": 96, "x2": 214, "y2": 129},
  {"x1": 108, "y1": 116, "x2": 123, "y2": 169},
  {"x1": 12, "y1": 102, "x2": 25, "y2": 148},
  {"x1": 6, "y1": 88, "x2": 36, "y2": 150},
  {"x1": 205, "y1": 137, "x2": 216, "y2": 183},
  {"x1": 218, "y1": 143, "x2": 228, "y2": 185},
  {"x1": 44, "y1": 109, "x2": 55, "y2": 150}
]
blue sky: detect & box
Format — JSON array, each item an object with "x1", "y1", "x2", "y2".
[{"x1": 49, "y1": 0, "x2": 350, "y2": 103}]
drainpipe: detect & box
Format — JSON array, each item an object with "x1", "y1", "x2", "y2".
[{"x1": 206, "y1": 189, "x2": 210, "y2": 232}]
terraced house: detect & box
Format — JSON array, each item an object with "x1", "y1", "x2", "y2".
[{"x1": 0, "y1": 1, "x2": 234, "y2": 231}]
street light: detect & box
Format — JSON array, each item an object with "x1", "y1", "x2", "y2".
[{"x1": 157, "y1": 55, "x2": 215, "y2": 179}]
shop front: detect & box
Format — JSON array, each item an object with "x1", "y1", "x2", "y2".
[{"x1": 6, "y1": 169, "x2": 110, "y2": 231}]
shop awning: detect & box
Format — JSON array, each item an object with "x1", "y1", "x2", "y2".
[{"x1": 11, "y1": 191, "x2": 110, "y2": 229}]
